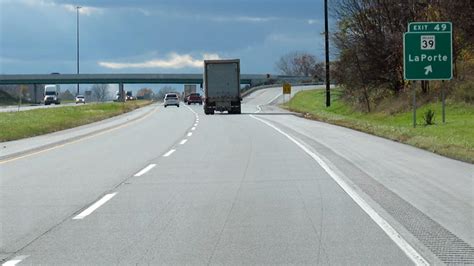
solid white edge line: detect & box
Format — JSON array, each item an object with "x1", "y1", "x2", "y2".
[
  {"x1": 191, "y1": 127, "x2": 196, "y2": 131},
  {"x1": 266, "y1": 93, "x2": 282, "y2": 105},
  {"x1": 184, "y1": 104, "x2": 198, "y2": 116},
  {"x1": 163, "y1": 149, "x2": 176, "y2": 157},
  {"x1": 249, "y1": 115, "x2": 429, "y2": 266},
  {"x1": 73, "y1": 193, "x2": 117, "y2": 220},
  {"x1": 133, "y1": 164, "x2": 156, "y2": 177},
  {"x1": 187, "y1": 132, "x2": 193, "y2": 137},
  {"x1": 179, "y1": 139, "x2": 188, "y2": 145},
  {"x1": 2, "y1": 255, "x2": 29, "y2": 266}
]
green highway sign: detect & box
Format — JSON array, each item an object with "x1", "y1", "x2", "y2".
[
  {"x1": 408, "y1": 22, "x2": 452, "y2": 33},
  {"x1": 404, "y1": 31, "x2": 452, "y2": 80}
]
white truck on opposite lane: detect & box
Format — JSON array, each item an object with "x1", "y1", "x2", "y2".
[{"x1": 43, "y1": 84, "x2": 61, "y2": 105}]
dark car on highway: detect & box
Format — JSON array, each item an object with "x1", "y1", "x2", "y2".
[{"x1": 186, "y1": 93, "x2": 202, "y2": 105}]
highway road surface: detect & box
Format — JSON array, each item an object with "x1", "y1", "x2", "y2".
[{"x1": 1, "y1": 85, "x2": 473, "y2": 265}]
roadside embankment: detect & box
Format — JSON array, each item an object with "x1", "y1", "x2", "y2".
[
  {"x1": 0, "y1": 100, "x2": 152, "y2": 142},
  {"x1": 284, "y1": 89, "x2": 474, "y2": 163}
]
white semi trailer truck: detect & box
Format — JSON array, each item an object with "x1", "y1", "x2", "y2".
[
  {"x1": 203, "y1": 59, "x2": 241, "y2": 115},
  {"x1": 43, "y1": 84, "x2": 61, "y2": 105}
]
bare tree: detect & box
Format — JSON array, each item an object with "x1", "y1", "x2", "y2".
[
  {"x1": 91, "y1": 84, "x2": 109, "y2": 102},
  {"x1": 60, "y1": 89, "x2": 75, "y2": 101},
  {"x1": 156, "y1": 86, "x2": 177, "y2": 100},
  {"x1": 333, "y1": 0, "x2": 474, "y2": 94},
  {"x1": 275, "y1": 52, "x2": 324, "y2": 80},
  {"x1": 137, "y1": 88, "x2": 154, "y2": 100}
]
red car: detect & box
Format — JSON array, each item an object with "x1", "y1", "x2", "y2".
[{"x1": 186, "y1": 93, "x2": 203, "y2": 105}]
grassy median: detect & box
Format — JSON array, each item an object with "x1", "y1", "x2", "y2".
[
  {"x1": 284, "y1": 89, "x2": 474, "y2": 163},
  {"x1": 0, "y1": 100, "x2": 152, "y2": 142}
]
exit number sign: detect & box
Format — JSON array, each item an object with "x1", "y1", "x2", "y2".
[{"x1": 404, "y1": 22, "x2": 453, "y2": 80}]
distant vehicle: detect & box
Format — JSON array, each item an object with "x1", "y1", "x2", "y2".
[
  {"x1": 126, "y1": 91, "x2": 135, "y2": 101},
  {"x1": 43, "y1": 84, "x2": 61, "y2": 105},
  {"x1": 203, "y1": 59, "x2": 241, "y2": 114},
  {"x1": 114, "y1": 91, "x2": 121, "y2": 102},
  {"x1": 75, "y1": 95, "x2": 85, "y2": 104},
  {"x1": 186, "y1": 93, "x2": 202, "y2": 105},
  {"x1": 164, "y1": 93, "x2": 179, "y2": 108},
  {"x1": 183, "y1": 84, "x2": 197, "y2": 103}
]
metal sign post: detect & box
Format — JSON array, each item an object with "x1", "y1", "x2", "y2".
[
  {"x1": 442, "y1": 80, "x2": 446, "y2": 123},
  {"x1": 413, "y1": 81, "x2": 417, "y2": 128}
]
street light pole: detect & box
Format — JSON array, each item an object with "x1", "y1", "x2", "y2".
[
  {"x1": 324, "y1": 0, "x2": 330, "y2": 107},
  {"x1": 76, "y1": 6, "x2": 81, "y2": 96}
]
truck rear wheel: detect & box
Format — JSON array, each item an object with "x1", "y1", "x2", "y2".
[
  {"x1": 230, "y1": 106, "x2": 241, "y2": 114},
  {"x1": 204, "y1": 107, "x2": 214, "y2": 115}
]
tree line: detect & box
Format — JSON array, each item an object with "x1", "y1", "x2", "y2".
[{"x1": 275, "y1": 0, "x2": 473, "y2": 111}]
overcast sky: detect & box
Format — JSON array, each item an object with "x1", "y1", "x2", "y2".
[{"x1": 0, "y1": 0, "x2": 332, "y2": 77}]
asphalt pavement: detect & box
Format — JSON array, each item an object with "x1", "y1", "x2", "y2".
[{"x1": 1, "y1": 85, "x2": 472, "y2": 265}]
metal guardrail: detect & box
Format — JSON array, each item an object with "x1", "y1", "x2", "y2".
[{"x1": 241, "y1": 82, "x2": 324, "y2": 98}]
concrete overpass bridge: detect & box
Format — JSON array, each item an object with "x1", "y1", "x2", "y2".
[
  {"x1": 0, "y1": 73, "x2": 306, "y2": 86},
  {"x1": 0, "y1": 73, "x2": 308, "y2": 102}
]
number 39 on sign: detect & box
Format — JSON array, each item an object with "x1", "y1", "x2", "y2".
[{"x1": 421, "y1": 35, "x2": 435, "y2": 50}]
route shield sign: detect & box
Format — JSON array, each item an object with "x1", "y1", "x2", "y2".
[{"x1": 404, "y1": 22, "x2": 452, "y2": 80}]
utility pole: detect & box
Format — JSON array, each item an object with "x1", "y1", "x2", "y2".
[
  {"x1": 324, "y1": 0, "x2": 330, "y2": 107},
  {"x1": 76, "y1": 6, "x2": 81, "y2": 96}
]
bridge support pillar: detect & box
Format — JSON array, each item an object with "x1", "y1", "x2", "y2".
[
  {"x1": 33, "y1": 84, "x2": 38, "y2": 104},
  {"x1": 119, "y1": 83, "x2": 125, "y2": 102}
]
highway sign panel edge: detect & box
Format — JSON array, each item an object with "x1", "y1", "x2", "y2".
[
  {"x1": 408, "y1": 21, "x2": 452, "y2": 32},
  {"x1": 403, "y1": 31, "x2": 453, "y2": 81}
]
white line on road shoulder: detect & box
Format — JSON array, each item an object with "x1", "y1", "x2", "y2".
[
  {"x1": 73, "y1": 193, "x2": 117, "y2": 220},
  {"x1": 180, "y1": 139, "x2": 188, "y2": 145},
  {"x1": 2, "y1": 255, "x2": 29, "y2": 266},
  {"x1": 267, "y1": 93, "x2": 282, "y2": 105},
  {"x1": 249, "y1": 115, "x2": 429, "y2": 266},
  {"x1": 185, "y1": 105, "x2": 198, "y2": 115},
  {"x1": 163, "y1": 149, "x2": 176, "y2": 157},
  {"x1": 134, "y1": 164, "x2": 156, "y2": 177},
  {"x1": 187, "y1": 132, "x2": 193, "y2": 137}
]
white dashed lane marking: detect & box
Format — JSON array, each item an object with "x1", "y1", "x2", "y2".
[
  {"x1": 73, "y1": 193, "x2": 117, "y2": 220},
  {"x1": 163, "y1": 149, "x2": 176, "y2": 157},
  {"x1": 133, "y1": 164, "x2": 156, "y2": 177},
  {"x1": 2, "y1": 255, "x2": 29, "y2": 266}
]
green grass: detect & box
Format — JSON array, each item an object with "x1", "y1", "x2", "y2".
[
  {"x1": 284, "y1": 89, "x2": 474, "y2": 163},
  {"x1": 0, "y1": 100, "x2": 152, "y2": 142}
]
